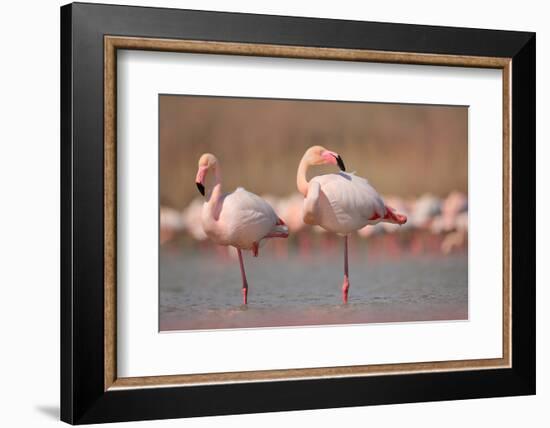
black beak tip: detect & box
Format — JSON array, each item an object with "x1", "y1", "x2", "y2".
[
  {"x1": 336, "y1": 155, "x2": 346, "y2": 171},
  {"x1": 196, "y1": 182, "x2": 205, "y2": 196}
]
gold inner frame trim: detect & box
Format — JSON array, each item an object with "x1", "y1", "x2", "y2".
[{"x1": 104, "y1": 35, "x2": 512, "y2": 391}]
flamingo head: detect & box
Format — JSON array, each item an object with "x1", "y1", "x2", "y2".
[
  {"x1": 195, "y1": 153, "x2": 218, "y2": 196},
  {"x1": 304, "y1": 145, "x2": 346, "y2": 171}
]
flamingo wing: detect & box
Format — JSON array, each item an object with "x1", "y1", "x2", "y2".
[
  {"x1": 310, "y1": 172, "x2": 386, "y2": 232},
  {"x1": 219, "y1": 188, "x2": 287, "y2": 248}
]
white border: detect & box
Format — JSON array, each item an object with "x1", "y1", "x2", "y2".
[{"x1": 117, "y1": 50, "x2": 502, "y2": 378}]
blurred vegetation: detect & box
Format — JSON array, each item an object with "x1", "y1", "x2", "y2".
[{"x1": 160, "y1": 95, "x2": 467, "y2": 209}]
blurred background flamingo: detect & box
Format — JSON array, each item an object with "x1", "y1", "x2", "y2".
[{"x1": 162, "y1": 191, "x2": 467, "y2": 257}]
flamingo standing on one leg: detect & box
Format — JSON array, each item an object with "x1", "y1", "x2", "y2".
[
  {"x1": 195, "y1": 153, "x2": 289, "y2": 304},
  {"x1": 296, "y1": 146, "x2": 407, "y2": 304}
]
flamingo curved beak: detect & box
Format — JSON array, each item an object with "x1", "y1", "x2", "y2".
[
  {"x1": 195, "y1": 166, "x2": 207, "y2": 196},
  {"x1": 322, "y1": 150, "x2": 346, "y2": 171},
  {"x1": 335, "y1": 155, "x2": 346, "y2": 171}
]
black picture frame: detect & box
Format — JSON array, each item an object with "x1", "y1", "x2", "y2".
[{"x1": 61, "y1": 2, "x2": 535, "y2": 424}]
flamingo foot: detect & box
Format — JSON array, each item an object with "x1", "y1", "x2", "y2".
[
  {"x1": 342, "y1": 278, "x2": 350, "y2": 304},
  {"x1": 242, "y1": 287, "x2": 248, "y2": 305},
  {"x1": 252, "y1": 242, "x2": 259, "y2": 257}
]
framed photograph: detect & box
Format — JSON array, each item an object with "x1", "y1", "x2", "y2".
[{"x1": 61, "y1": 2, "x2": 535, "y2": 424}]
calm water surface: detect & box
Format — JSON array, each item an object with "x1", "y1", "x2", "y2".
[{"x1": 160, "y1": 242, "x2": 468, "y2": 331}]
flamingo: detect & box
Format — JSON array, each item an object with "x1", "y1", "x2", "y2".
[
  {"x1": 160, "y1": 206, "x2": 185, "y2": 245},
  {"x1": 296, "y1": 146, "x2": 407, "y2": 303},
  {"x1": 277, "y1": 193, "x2": 313, "y2": 259},
  {"x1": 182, "y1": 197, "x2": 208, "y2": 242},
  {"x1": 194, "y1": 153, "x2": 289, "y2": 304}
]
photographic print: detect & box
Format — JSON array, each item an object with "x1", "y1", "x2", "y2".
[{"x1": 159, "y1": 95, "x2": 468, "y2": 331}]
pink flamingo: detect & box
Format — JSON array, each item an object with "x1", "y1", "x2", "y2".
[
  {"x1": 195, "y1": 153, "x2": 289, "y2": 304},
  {"x1": 278, "y1": 193, "x2": 312, "y2": 259},
  {"x1": 297, "y1": 146, "x2": 407, "y2": 303},
  {"x1": 160, "y1": 206, "x2": 185, "y2": 245},
  {"x1": 182, "y1": 197, "x2": 208, "y2": 242}
]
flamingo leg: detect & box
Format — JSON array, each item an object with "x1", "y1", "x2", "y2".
[
  {"x1": 342, "y1": 234, "x2": 350, "y2": 304},
  {"x1": 237, "y1": 248, "x2": 248, "y2": 305}
]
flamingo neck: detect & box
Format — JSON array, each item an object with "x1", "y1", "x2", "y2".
[
  {"x1": 297, "y1": 155, "x2": 310, "y2": 196},
  {"x1": 205, "y1": 166, "x2": 223, "y2": 220}
]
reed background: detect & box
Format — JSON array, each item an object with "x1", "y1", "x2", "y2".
[{"x1": 160, "y1": 95, "x2": 467, "y2": 208}]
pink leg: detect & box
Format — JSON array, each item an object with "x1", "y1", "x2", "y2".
[
  {"x1": 237, "y1": 248, "x2": 248, "y2": 305},
  {"x1": 342, "y1": 235, "x2": 350, "y2": 304}
]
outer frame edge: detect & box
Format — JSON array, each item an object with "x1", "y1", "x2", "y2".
[
  {"x1": 64, "y1": 3, "x2": 536, "y2": 424},
  {"x1": 60, "y1": 2, "x2": 75, "y2": 425},
  {"x1": 510, "y1": 33, "x2": 536, "y2": 395}
]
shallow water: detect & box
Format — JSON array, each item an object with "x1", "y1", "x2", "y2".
[{"x1": 160, "y1": 241, "x2": 468, "y2": 331}]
